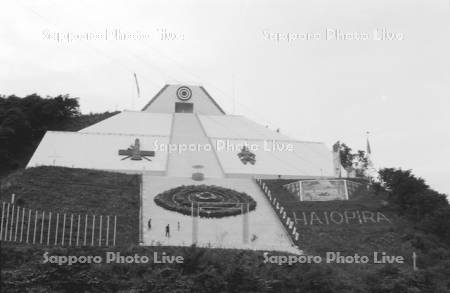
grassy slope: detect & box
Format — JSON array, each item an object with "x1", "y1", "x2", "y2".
[
  {"x1": 256, "y1": 180, "x2": 450, "y2": 292},
  {"x1": 261, "y1": 180, "x2": 429, "y2": 270},
  {"x1": 1, "y1": 171, "x2": 449, "y2": 292},
  {"x1": 0, "y1": 166, "x2": 140, "y2": 245}
]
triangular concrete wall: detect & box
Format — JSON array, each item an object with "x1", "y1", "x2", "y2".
[{"x1": 142, "y1": 84, "x2": 225, "y2": 115}]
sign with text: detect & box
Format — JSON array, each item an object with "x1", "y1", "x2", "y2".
[{"x1": 293, "y1": 210, "x2": 392, "y2": 226}]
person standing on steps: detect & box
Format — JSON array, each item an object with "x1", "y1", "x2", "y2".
[
  {"x1": 165, "y1": 224, "x2": 170, "y2": 237},
  {"x1": 177, "y1": 221, "x2": 180, "y2": 231},
  {"x1": 148, "y1": 218, "x2": 152, "y2": 230}
]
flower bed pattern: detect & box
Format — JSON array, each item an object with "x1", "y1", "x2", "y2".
[{"x1": 154, "y1": 185, "x2": 257, "y2": 218}]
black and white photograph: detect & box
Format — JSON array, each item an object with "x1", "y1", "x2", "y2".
[{"x1": 1, "y1": 0, "x2": 449, "y2": 292}]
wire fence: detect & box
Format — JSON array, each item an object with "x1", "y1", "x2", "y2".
[{"x1": 0, "y1": 202, "x2": 117, "y2": 247}]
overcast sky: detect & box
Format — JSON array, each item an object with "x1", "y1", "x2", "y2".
[{"x1": 1, "y1": 0, "x2": 449, "y2": 195}]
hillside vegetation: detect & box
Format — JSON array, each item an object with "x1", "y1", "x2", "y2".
[
  {"x1": 0, "y1": 166, "x2": 140, "y2": 245},
  {"x1": 262, "y1": 179, "x2": 406, "y2": 255},
  {"x1": 0, "y1": 94, "x2": 118, "y2": 176},
  {"x1": 0, "y1": 166, "x2": 449, "y2": 292}
]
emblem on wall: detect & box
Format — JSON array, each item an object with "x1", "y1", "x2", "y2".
[
  {"x1": 176, "y1": 86, "x2": 192, "y2": 101},
  {"x1": 237, "y1": 146, "x2": 256, "y2": 165},
  {"x1": 118, "y1": 138, "x2": 155, "y2": 161}
]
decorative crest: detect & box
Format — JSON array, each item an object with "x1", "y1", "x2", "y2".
[
  {"x1": 237, "y1": 146, "x2": 256, "y2": 165},
  {"x1": 118, "y1": 138, "x2": 155, "y2": 161}
]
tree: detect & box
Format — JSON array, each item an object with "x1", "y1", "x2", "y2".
[
  {"x1": 421, "y1": 207, "x2": 450, "y2": 242},
  {"x1": 0, "y1": 94, "x2": 81, "y2": 175},
  {"x1": 339, "y1": 143, "x2": 354, "y2": 170},
  {"x1": 338, "y1": 143, "x2": 370, "y2": 177},
  {"x1": 378, "y1": 168, "x2": 429, "y2": 204},
  {"x1": 378, "y1": 167, "x2": 450, "y2": 243},
  {"x1": 0, "y1": 108, "x2": 32, "y2": 153}
]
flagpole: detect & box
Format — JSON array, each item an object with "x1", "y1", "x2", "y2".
[
  {"x1": 365, "y1": 131, "x2": 377, "y2": 179},
  {"x1": 366, "y1": 131, "x2": 371, "y2": 155},
  {"x1": 133, "y1": 73, "x2": 141, "y2": 111}
]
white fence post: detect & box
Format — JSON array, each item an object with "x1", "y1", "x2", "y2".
[
  {"x1": 14, "y1": 206, "x2": 20, "y2": 241},
  {"x1": 0, "y1": 206, "x2": 115, "y2": 248},
  {"x1": 54, "y1": 213, "x2": 59, "y2": 245},
  {"x1": 106, "y1": 216, "x2": 110, "y2": 246},
  {"x1": 84, "y1": 214, "x2": 88, "y2": 246},
  {"x1": 76, "y1": 214, "x2": 81, "y2": 247},
  {"x1": 113, "y1": 216, "x2": 117, "y2": 246},
  {"x1": 344, "y1": 180, "x2": 349, "y2": 200},
  {"x1": 69, "y1": 214, "x2": 73, "y2": 246},
  {"x1": 4, "y1": 204, "x2": 10, "y2": 241},
  {"x1": 91, "y1": 215, "x2": 95, "y2": 246},
  {"x1": 40, "y1": 211, "x2": 45, "y2": 244},
  {"x1": 4, "y1": 203, "x2": 10, "y2": 241},
  {"x1": 26, "y1": 209, "x2": 31, "y2": 243},
  {"x1": 62, "y1": 213, "x2": 66, "y2": 246},
  {"x1": 192, "y1": 203, "x2": 198, "y2": 245},
  {"x1": 0, "y1": 202, "x2": 5, "y2": 241},
  {"x1": 98, "y1": 215, "x2": 102, "y2": 246},
  {"x1": 33, "y1": 210, "x2": 38, "y2": 244},
  {"x1": 47, "y1": 212, "x2": 52, "y2": 245},
  {"x1": 20, "y1": 207, "x2": 25, "y2": 242},
  {"x1": 9, "y1": 204, "x2": 15, "y2": 241}
]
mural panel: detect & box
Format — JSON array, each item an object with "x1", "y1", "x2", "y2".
[{"x1": 301, "y1": 180, "x2": 347, "y2": 201}]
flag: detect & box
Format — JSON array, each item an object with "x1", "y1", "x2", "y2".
[
  {"x1": 133, "y1": 73, "x2": 140, "y2": 98},
  {"x1": 366, "y1": 138, "x2": 371, "y2": 155}
]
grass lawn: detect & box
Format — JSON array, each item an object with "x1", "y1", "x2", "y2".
[
  {"x1": 261, "y1": 179, "x2": 416, "y2": 258},
  {"x1": 0, "y1": 166, "x2": 140, "y2": 246}
]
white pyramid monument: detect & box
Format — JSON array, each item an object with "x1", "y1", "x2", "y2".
[
  {"x1": 27, "y1": 84, "x2": 338, "y2": 252},
  {"x1": 27, "y1": 84, "x2": 335, "y2": 179}
]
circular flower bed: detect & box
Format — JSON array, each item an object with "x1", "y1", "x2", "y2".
[{"x1": 154, "y1": 185, "x2": 257, "y2": 218}]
